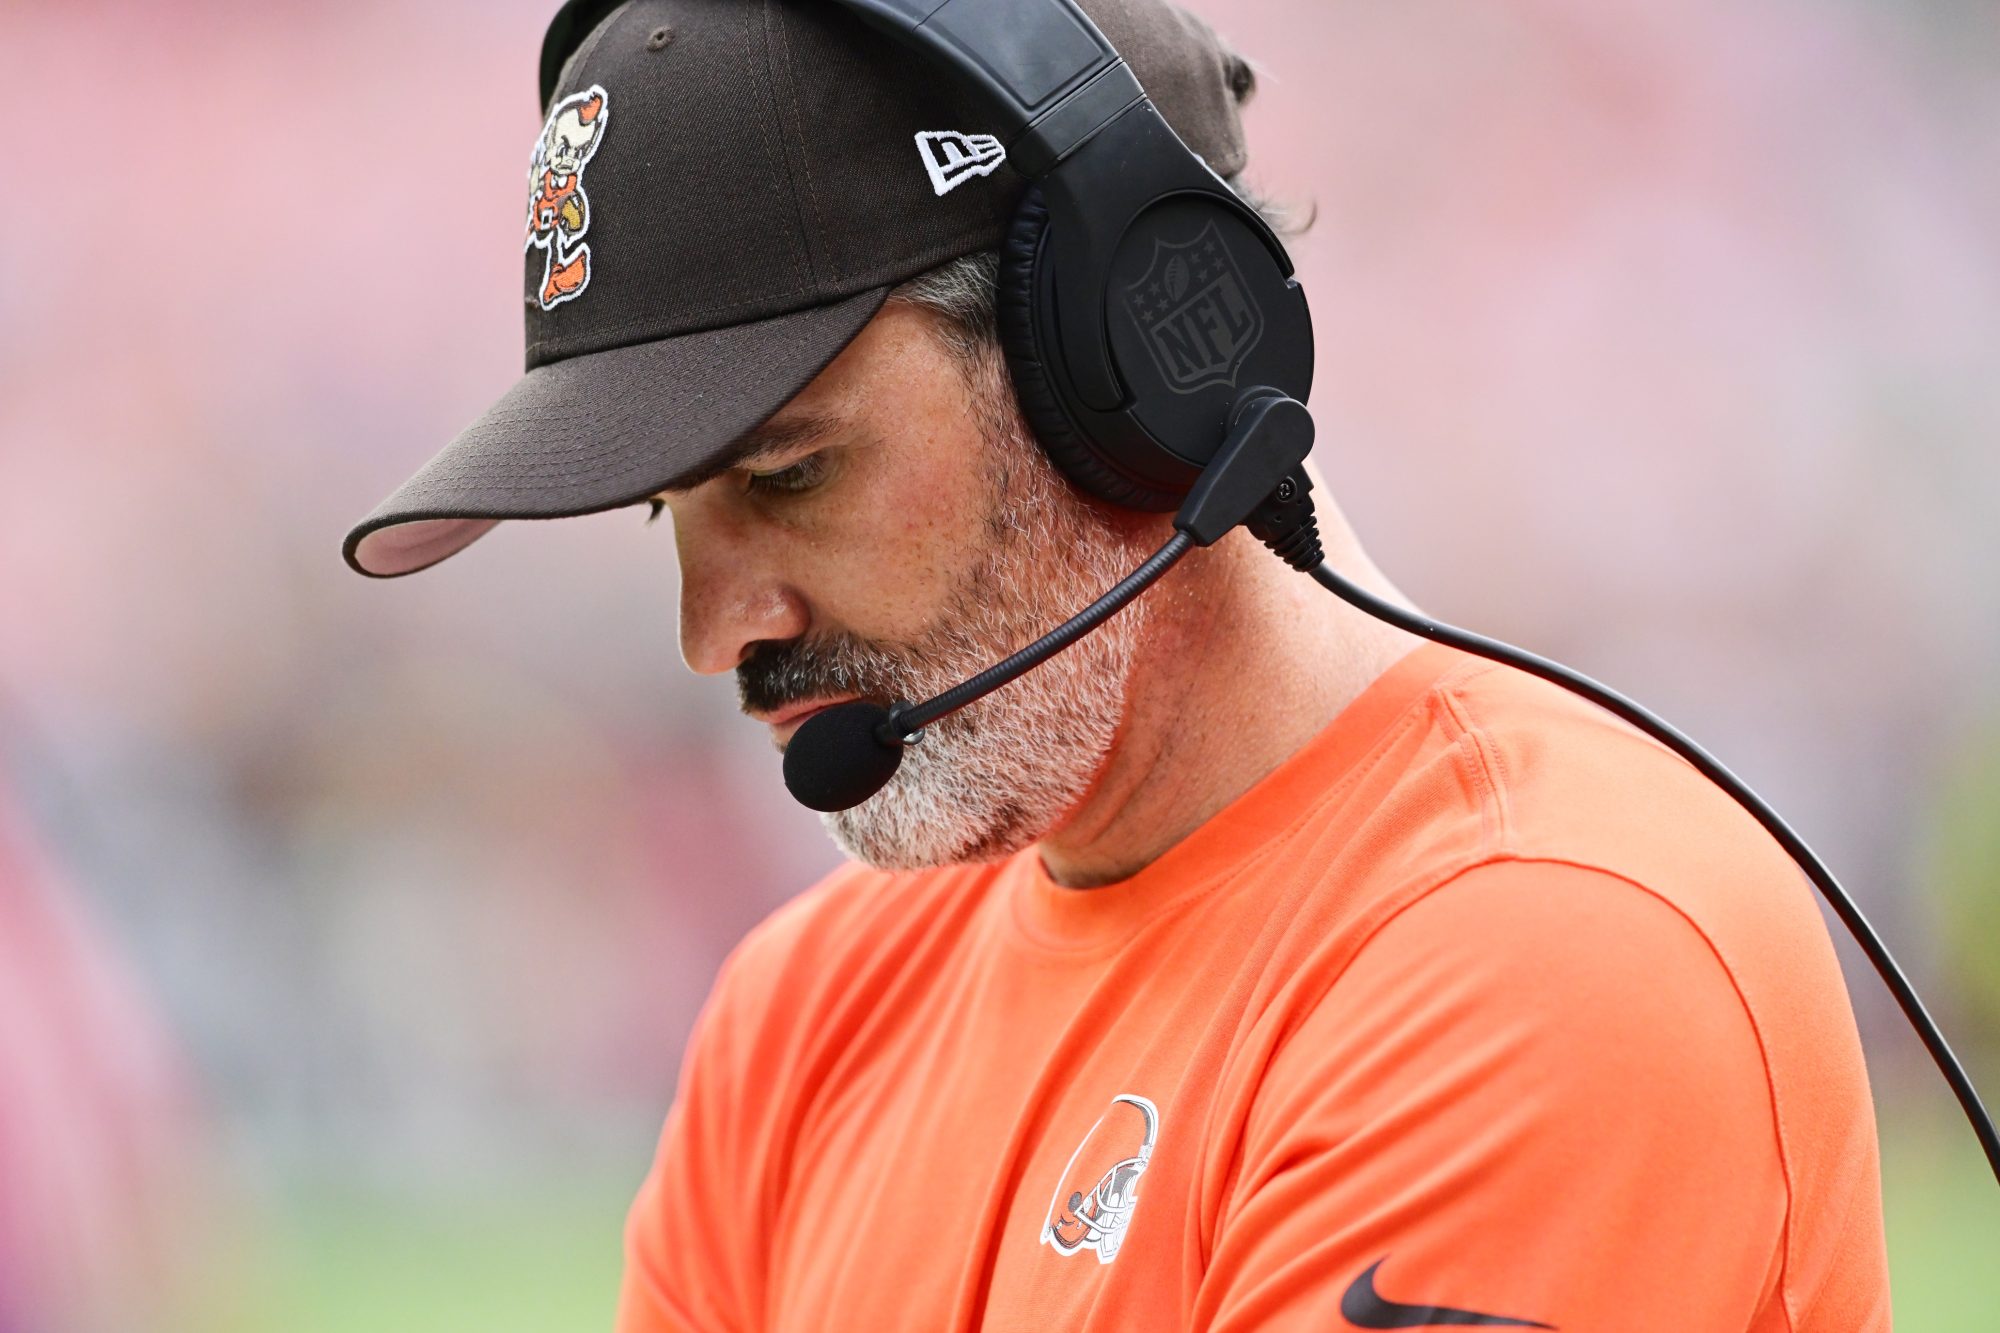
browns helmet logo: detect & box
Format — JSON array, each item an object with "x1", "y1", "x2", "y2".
[
  {"x1": 526, "y1": 85, "x2": 610, "y2": 311},
  {"x1": 1039, "y1": 1094, "x2": 1160, "y2": 1264}
]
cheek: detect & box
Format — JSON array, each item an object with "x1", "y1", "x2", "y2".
[{"x1": 789, "y1": 431, "x2": 996, "y2": 644}]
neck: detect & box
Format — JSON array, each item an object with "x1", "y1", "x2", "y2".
[{"x1": 1036, "y1": 497, "x2": 1426, "y2": 889}]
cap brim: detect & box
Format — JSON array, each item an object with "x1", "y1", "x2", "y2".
[{"x1": 344, "y1": 286, "x2": 890, "y2": 577}]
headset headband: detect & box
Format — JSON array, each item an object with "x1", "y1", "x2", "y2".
[{"x1": 541, "y1": 0, "x2": 1143, "y2": 176}]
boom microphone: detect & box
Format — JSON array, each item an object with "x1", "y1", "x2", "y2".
[
  {"x1": 782, "y1": 535, "x2": 1196, "y2": 812},
  {"x1": 780, "y1": 392, "x2": 1316, "y2": 815}
]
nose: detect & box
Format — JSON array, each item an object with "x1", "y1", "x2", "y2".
[{"x1": 671, "y1": 503, "x2": 810, "y2": 676}]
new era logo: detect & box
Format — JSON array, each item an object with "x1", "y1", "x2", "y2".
[{"x1": 915, "y1": 130, "x2": 1007, "y2": 197}]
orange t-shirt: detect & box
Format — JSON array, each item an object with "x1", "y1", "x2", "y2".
[{"x1": 618, "y1": 640, "x2": 1889, "y2": 1331}]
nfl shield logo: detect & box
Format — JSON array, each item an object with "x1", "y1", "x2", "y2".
[{"x1": 1122, "y1": 222, "x2": 1266, "y2": 394}]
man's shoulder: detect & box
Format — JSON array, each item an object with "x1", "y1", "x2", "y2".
[
  {"x1": 1387, "y1": 655, "x2": 1874, "y2": 1162},
  {"x1": 1305, "y1": 658, "x2": 1886, "y2": 1312},
  {"x1": 1311, "y1": 650, "x2": 1860, "y2": 1078},
  {"x1": 1427, "y1": 652, "x2": 1813, "y2": 931}
]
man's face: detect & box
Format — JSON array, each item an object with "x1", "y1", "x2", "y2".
[{"x1": 657, "y1": 301, "x2": 1155, "y2": 868}]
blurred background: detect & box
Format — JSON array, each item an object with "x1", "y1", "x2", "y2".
[{"x1": 1, "y1": 0, "x2": 1996, "y2": 1327}]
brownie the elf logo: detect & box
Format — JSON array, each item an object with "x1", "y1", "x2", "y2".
[
  {"x1": 1039, "y1": 1094, "x2": 1160, "y2": 1265},
  {"x1": 525, "y1": 85, "x2": 610, "y2": 311}
]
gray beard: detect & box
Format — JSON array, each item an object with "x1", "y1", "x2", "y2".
[{"x1": 821, "y1": 443, "x2": 1150, "y2": 870}]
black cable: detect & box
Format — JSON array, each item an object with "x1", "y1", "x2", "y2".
[
  {"x1": 891, "y1": 531, "x2": 1196, "y2": 737},
  {"x1": 1306, "y1": 557, "x2": 2000, "y2": 1185}
]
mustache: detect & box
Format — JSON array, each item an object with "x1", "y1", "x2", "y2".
[{"x1": 736, "y1": 632, "x2": 922, "y2": 716}]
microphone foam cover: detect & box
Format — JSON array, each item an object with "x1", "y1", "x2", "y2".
[{"x1": 782, "y1": 701, "x2": 905, "y2": 812}]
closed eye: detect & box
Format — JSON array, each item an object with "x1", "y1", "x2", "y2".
[{"x1": 745, "y1": 451, "x2": 832, "y2": 497}]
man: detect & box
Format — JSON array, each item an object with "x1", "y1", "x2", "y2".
[{"x1": 345, "y1": 0, "x2": 1890, "y2": 1328}]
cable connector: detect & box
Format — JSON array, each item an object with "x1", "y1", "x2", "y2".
[
  {"x1": 1173, "y1": 390, "x2": 1315, "y2": 547},
  {"x1": 1247, "y1": 468, "x2": 1323, "y2": 571}
]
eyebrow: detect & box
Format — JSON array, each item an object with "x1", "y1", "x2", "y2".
[{"x1": 658, "y1": 411, "x2": 846, "y2": 494}]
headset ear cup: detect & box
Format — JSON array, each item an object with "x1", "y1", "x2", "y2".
[{"x1": 995, "y1": 187, "x2": 1180, "y2": 510}]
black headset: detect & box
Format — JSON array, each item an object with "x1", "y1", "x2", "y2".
[{"x1": 540, "y1": 0, "x2": 2000, "y2": 1191}]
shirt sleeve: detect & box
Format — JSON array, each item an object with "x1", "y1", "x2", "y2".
[{"x1": 1192, "y1": 858, "x2": 1789, "y2": 1333}]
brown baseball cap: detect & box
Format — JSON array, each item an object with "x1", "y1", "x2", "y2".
[{"x1": 343, "y1": 0, "x2": 1252, "y2": 577}]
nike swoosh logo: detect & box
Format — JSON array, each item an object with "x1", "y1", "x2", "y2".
[{"x1": 1340, "y1": 1258, "x2": 1555, "y2": 1329}]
